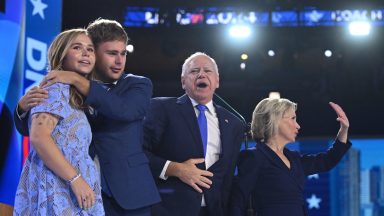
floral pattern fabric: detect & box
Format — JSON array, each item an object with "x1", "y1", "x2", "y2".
[{"x1": 14, "y1": 83, "x2": 104, "y2": 216}]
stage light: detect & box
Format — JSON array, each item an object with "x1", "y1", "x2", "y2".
[
  {"x1": 241, "y1": 53, "x2": 248, "y2": 60},
  {"x1": 268, "y1": 50, "x2": 275, "y2": 57},
  {"x1": 269, "y1": 92, "x2": 281, "y2": 99},
  {"x1": 348, "y1": 21, "x2": 371, "y2": 36},
  {"x1": 126, "y1": 44, "x2": 134, "y2": 53},
  {"x1": 240, "y1": 62, "x2": 246, "y2": 70},
  {"x1": 229, "y1": 25, "x2": 251, "y2": 38},
  {"x1": 324, "y1": 50, "x2": 332, "y2": 58}
]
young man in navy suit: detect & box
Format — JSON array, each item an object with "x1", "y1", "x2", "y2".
[
  {"x1": 143, "y1": 52, "x2": 244, "y2": 216},
  {"x1": 14, "y1": 19, "x2": 160, "y2": 216}
]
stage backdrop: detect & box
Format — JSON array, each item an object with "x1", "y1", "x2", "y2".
[{"x1": 0, "y1": 0, "x2": 61, "y2": 206}]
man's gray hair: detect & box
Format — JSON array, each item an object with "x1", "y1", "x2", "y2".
[{"x1": 181, "y1": 52, "x2": 219, "y2": 77}]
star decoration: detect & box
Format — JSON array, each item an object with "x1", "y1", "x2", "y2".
[
  {"x1": 307, "y1": 194, "x2": 322, "y2": 209},
  {"x1": 30, "y1": 0, "x2": 48, "y2": 19},
  {"x1": 308, "y1": 10, "x2": 324, "y2": 22},
  {"x1": 307, "y1": 174, "x2": 319, "y2": 180}
]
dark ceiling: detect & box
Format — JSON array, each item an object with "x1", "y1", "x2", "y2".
[{"x1": 63, "y1": 0, "x2": 384, "y2": 138}]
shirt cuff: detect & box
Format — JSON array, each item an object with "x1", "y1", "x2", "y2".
[
  {"x1": 16, "y1": 104, "x2": 27, "y2": 119},
  {"x1": 159, "y1": 160, "x2": 171, "y2": 180}
]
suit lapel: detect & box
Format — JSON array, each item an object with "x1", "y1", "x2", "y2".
[
  {"x1": 215, "y1": 105, "x2": 230, "y2": 159},
  {"x1": 205, "y1": 105, "x2": 233, "y2": 172},
  {"x1": 258, "y1": 143, "x2": 287, "y2": 170},
  {"x1": 258, "y1": 143, "x2": 304, "y2": 191},
  {"x1": 176, "y1": 95, "x2": 204, "y2": 156},
  {"x1": 108, "y1": 73, "x2": 126, "y2": 91}
]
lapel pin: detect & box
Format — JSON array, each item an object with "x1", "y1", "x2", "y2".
[{"x1": 225, "y1": 119, "x2": 229, "y2": 123}]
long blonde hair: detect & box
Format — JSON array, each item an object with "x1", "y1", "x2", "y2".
[{"x1": 47, "y1": 28, "x2": 91, "y2": 109}]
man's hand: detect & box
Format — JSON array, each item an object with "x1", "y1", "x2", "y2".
[
  {"x1": 40, "y1": 70, "x2": 90, "y2": 96},
  {"x1": 167, "y1": 158, "x2": 214, "y2": 193},
  {"x1": 40, "y1": 70, "x2": 78, "y2": 88},
  {"x1": 18, "y1": 86, "x2": 48, "y2": 113}
]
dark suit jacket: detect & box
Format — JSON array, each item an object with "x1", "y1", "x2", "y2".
[
  {"x1": 143, "y1": 95, "x2": 244, "y2": 216},
  {"x1": 229, "y1": 140, "x2": 351, "y2": 216},
  {"x1": 14, "y1": 73, "x2": 160, "y2": 210}
]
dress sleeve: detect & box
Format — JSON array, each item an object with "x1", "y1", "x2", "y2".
[
  {"x1": 300, "y1": 139, "x2": 352, "y2": 175},
  {"x1": 30, "y1": 83, "x2": 71, "y2": 120}
]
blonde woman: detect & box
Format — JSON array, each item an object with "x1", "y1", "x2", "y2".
[
  {"x1": 14, "y1": 29, "x2": 104, "y2": 215},
  {"x1": 230, "y1": 98, "x2": 351, "y2": 216}
]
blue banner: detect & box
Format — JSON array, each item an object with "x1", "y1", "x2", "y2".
[
  {"x1": 0, "y1": 0, "x2": 25, "y2": 206},
  {"x1": 301, "y1": 10, "x2": 334, "y2": 26},
  {"x1": 272, "y1": 10, "x2": 298, "y2": 26},
  {"x1": 123, "y1": 6, "x2": 384, "y2": 28},
  {"x1": 24, "y1": 0, "x2": 62, "y2": 92},
  {"x1": 0, "y1": 0, "x2": 61, "y2": 206}
]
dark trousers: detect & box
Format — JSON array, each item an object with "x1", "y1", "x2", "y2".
[
  {"x1": 199, "y1": 207, "x2": 209, "y2": 216},
  {"x1": 102, "y1": 192, "x2": 151, "y2": 216}
]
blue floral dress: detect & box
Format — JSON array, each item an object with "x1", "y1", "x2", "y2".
[{"x1": 14, "y1": 83, "x2": 104, "y2": 215}]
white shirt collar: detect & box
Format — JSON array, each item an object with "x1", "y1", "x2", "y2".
[
  {"x1": 95, "y1": 79, "x2": 118, "y2": 85},
  {"x1": 188, "y1": 96, "x2": 215, "y2": 114}
]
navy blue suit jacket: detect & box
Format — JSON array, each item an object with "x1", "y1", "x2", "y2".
[
  {"x1": 229, "y1": 140, "x2": 351, "y2": 216},
  {"x1": 14, "y1": 73, "x2": 160, "y2": 210},
  {"x1": 143, "y1": 95, "x2": 244, "y2": 216}
]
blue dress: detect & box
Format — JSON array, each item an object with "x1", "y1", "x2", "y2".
[{"x1": 14, "y1": 83, "x2": 104, "y2": 215}]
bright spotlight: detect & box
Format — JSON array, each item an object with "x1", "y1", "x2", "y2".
[
  {"x1": 229, "y1": 25, "x2": 251, "y2": 38},
  {"x1": 269, "y1": 92, "x2": 280, "y2": 99},
  {"x1": 241, "y1": 54, "x2": 248, "y2": 60},
  {"x1": 126, "y1": 44, "x2": 134, "y2": 53},
  {"x1": 268, "y1": 50, "x2": 275, "y2": 57},
  {"x1": 324, "y1": 50, "x2": 332, "y2": 58},
  {"x1": 348, "y1": 21, "x2": 371, "y2": 36},
  {"x1": 240, "y1": 62, "x2": 246, "y2": 70}
]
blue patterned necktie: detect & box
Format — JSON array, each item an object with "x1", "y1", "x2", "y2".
[{"x1": 196, "y1": 104, "x2": 208, "y2": 157}]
